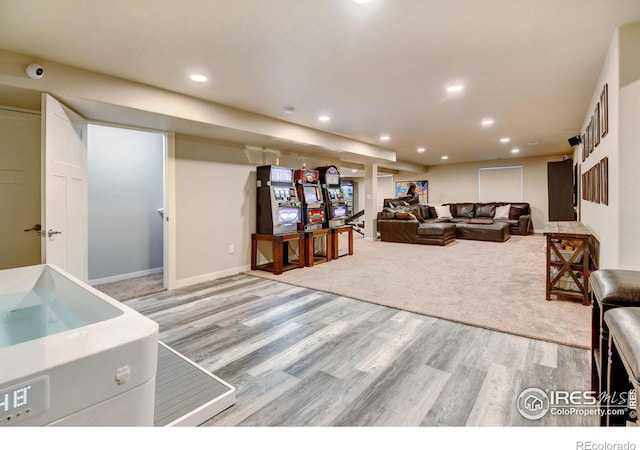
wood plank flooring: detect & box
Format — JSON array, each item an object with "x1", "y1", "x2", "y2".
[{"x1": 124, "y1": 274, "x2": 596, "y2": 427}]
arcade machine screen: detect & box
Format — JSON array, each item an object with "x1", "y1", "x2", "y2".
[
  {"x1": 303, "y1": 186, "x2": 320, "y2": 203},
  {"x1": 325, "y1": 173, "x2": 340, "y2": 185},
  {"x1": 332, "y1": 204, "x2": 348, "y2": 218},
  {"x1": 278, "y1": 207, "x2": 301, "y2": 224},
  {"x1": 271, "y1": 167, "x2": 293, "y2": 183}
]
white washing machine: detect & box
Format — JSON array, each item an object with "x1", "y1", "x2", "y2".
[{"x1": 0, "y1": 264, "x2": 159, "y2": 426}]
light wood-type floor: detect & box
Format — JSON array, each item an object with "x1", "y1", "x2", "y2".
[{"x1": 124, "y1": 274, "x2": 596, "y2": 427}]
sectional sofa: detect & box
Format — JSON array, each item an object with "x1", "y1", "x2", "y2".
[{"x1": 377, "y1": 201, "x2": 532, "y2": 245}]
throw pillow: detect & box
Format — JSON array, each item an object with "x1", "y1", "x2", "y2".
[
  {"x1": 380, "y1": 207, "x2": 396, "y2": 220},
  {"x1": 395, "y1": 212, "x2": 413, "y2": 220},
  {"x1": 426, "y1": 205, "x2": 437, "y2": 219},
  {"x1": 435, "y1": 204, "x2": 452, "y2": 219},
  {"x1": 509, "y1": 205, "x2": 525, "y2": 220},
  {"x1": 495, "y1": 204, "x2": 511, "y2": 219},
  {"x1": 410, "y1": 205, "x2": 428, "y2": 223}
]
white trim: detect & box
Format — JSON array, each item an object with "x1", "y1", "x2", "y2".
[
  {"x1": 173, "y1": 265, "x2": 250, "y2": 289},
  {"x1": 165, "y1": 132, "x2": 177, "y2": 290},
  {"x1": 89, "y1": 267, "x2": 163, "y2": 286}
]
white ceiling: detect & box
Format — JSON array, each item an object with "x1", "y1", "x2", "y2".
[{"x1": 1, "y1": 0, "x2": 640, "y2": 168}]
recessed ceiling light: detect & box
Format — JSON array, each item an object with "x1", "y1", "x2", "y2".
[
  {"x1": 441, "y1": 155, "x2": 449, "y2": 160},
  {"x1": 283, "y1": 106, "x2": 295, "y2": 115},
  {"x1": 499, "y1": 137, "x2": 510, "y2": 143},
  {"x1": 351, "y1": 169, "x2": 358, "y2": 173},
  {"x1": 417, "y1": 147, "x2": 426, "y2": 153},
  {"x1": 353, "y1": 0, "x2": 372, "y2": 3},
  {"x1": 511, "y1": 148, "x2": 520, "y2": 153},
  {"x1": 190, "y1": 74, "x2": 207, "y2": 82},
  {"x1": 380, "y1": 134, "x2": 390, "y2": 141},
  {"x1": 446, "y1": 84, "x2": 464, "y2": 93},
  {"x1": 318, "y1": 115, "x2": 331, "y2": 122},
  {"x1": 481, "y1": 119, "x2": 495, "y2": 127},
  {"x1": 528, "y1": 140, "x2": 539, "y2": 145}
]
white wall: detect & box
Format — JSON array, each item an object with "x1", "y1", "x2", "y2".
[
  {"x1": 575, "y1": 29, "x2": 620, "y2": 269},
  {"x1": 173, "y1": 134, "x2": 347, "y2": 286},
  {"x1": 617, "y1": 24, "x2": 640, "y2": 269},
  {"x1": 88, "y1": 125, "x2": 164, "y2": 282},
  {"x1": 577, "y1": 22, "x2": 640, "y2": 270},
  {"x1": 396, "y1": 155, "x2": 563, "y2": 232}
]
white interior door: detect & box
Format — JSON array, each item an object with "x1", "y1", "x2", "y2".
[
  {"x1": 0, "y1": 108, "x2": 41, "y2": 269},
  {"x1": 42, "y1": 94, "x2": 88, "y2": 280}
]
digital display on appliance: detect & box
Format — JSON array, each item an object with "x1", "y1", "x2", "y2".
[
  {"x1": 270, "y1": 167, "x2": 293, "y2": 184},
  {"x1": 326, "y1": 174, "x2": 340, "y2": 185},
  {"x1": 278, "y1": 207, "x2": 301, "y2": 224},
  {"x1": 328, "y1": 188, "x2": 344, "y2": 201},
  {"x1": 333, "y1": 205, "x2": 348, "y2": 218},
  {"x1": 0, "y1": 376, "x2": 49, "y2": 426},
  {"x1": 307, "y1": 209, "x2": 325, "y2": 223},
  {"x1": 303, "y1": 186, "x2": 319, "y2": 203}
]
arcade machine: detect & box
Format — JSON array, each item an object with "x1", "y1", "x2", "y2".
[
  {"x1": 316, "y1": 165, "x2": 348, "y2": 229},
  {"x1": 255, "y1": 165, "x2": 303, "y2": 273},
  {"x1": 294, "y1": 168, "x2": 326, "y2": 232},
  {"x1": 316, "y1": 165, "x2": 352, "y2": 259},
  {"x1": 295, "y1": 168, "x2": 329, "y2": 265},
  {"x1": 256, "y1": 165, "x2": 302, "y2": 235}
]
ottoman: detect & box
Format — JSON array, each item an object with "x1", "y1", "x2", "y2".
[
  {"x1": 604, "y1": 307, "x2": 640, "y2": 426},
  {"x1": 416, "y1": 222, "x2": 456, "y2": 246},
  {"x1": 455, "y1": 221, "x2": 511, "y2": 242},
  {"x1": 590, "y1": 269, "x2": 640, "y2": 425}
]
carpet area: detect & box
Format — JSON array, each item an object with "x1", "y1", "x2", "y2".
[
  {"x1": 93, "y1": 272, "x2": 166, "y2": 301},
  {"x1": 245, "y1": 234, "x2": 591, "y2": 348}
]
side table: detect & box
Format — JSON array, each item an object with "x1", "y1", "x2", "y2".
[
  {"x1": 251, "y1": 232, "x2": 304, "y2": 275},
  {"x1": 330, "y1": 225, "x2": 353, "y2": 260},
  {"x1": 303, "y1": 228, "x2": 331, "y2": 267}
]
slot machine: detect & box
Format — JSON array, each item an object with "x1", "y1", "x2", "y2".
[
  {"x1": 294, "y1": 168, "x2": 326, "y2": 232},
  {"x1": 256, "y1": 165, "x2": 302, "y2": 235},
  {"x1": 316, "y1": 165, "x2": 348, "y2": 229}
]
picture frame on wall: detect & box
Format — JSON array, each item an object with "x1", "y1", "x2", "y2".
[
  {"x1": 594, "y1": 162, "x2": 600, "y2": 204},
  {"x1": 395, "y1": 180, "x2": 429, "y2": 204},
  {"x1": 589, "y1": 115, "x2": 595, "y2": 154},
  {"x1": 593, "y1": 103, "x2": 600, "y2": 148},
  {"x1": 600, "y1": 83, "x2": 609, "y2": 138},
  {"x1": 601, "y1": 156, "x2": 609, "y2": 205}
]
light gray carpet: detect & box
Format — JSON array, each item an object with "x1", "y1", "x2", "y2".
[
  {"x1": 94, "y1": 272, "x2": 166, "y2": 301},
  {"x1": 246, "y1": 234, "x2": 591, "y2": 348}
]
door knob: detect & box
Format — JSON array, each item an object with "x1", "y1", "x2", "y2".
[
  {"x1": 24, "y1": 224, "x2": 42, "y2": 232},
  {"x1": 47, "y1": 229, "x2": 62, "y2": 238}
]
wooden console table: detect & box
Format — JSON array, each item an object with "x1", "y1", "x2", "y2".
[
  {"x1": 251, "y1": 232, "x2": 304, "y2": 275},
  {"x1": 544, "y1": 221, "x2": 597, "y2": 306},
  {"x1": 303, "y1": 229, "x2": 331, "y2": 267},
  {"x1": 330, "y1": 225, "x2": 354, "y2": 260}
]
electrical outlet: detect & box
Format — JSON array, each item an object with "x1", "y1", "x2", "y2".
[{"x1": 228, "y1": 244, "x2": 234, "y2": 254}]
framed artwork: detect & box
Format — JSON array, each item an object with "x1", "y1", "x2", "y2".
[
  {"x1": 594, "y1": 162, "x2": 600, "y2": 204},
  {"x1": 594, "y1": 103, "x2": 601, "y2": 148},
  {"x1": 584, "y1": 123, "x2": 590, "y2": 158},
  {"x1": 589, "y1": 115, "x2": 595, "y2": 154},
  {"x1": 395, "y1": 180, "x2": 428, "y2": 204},
  {"x1": 601, "y1": 156, "x2": 609, "y2": 205},
  {"x1": 600, "y1": 83, "x2": 609, "y2": 138}
]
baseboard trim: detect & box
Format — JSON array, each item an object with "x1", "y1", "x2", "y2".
[
  {"x1": 89, "y1": 267, "x2": 163, "y2": 286},
  {"x1": 173, "y1": 265, "x2": 251, "y2": 289}
]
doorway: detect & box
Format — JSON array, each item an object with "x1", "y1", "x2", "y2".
[
  {"x1": 87, "y1": 124, "x2": 166, "y2": 300},
  {"x1": 0, "y1": 107, "x2": 41, "y2": 270}
]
